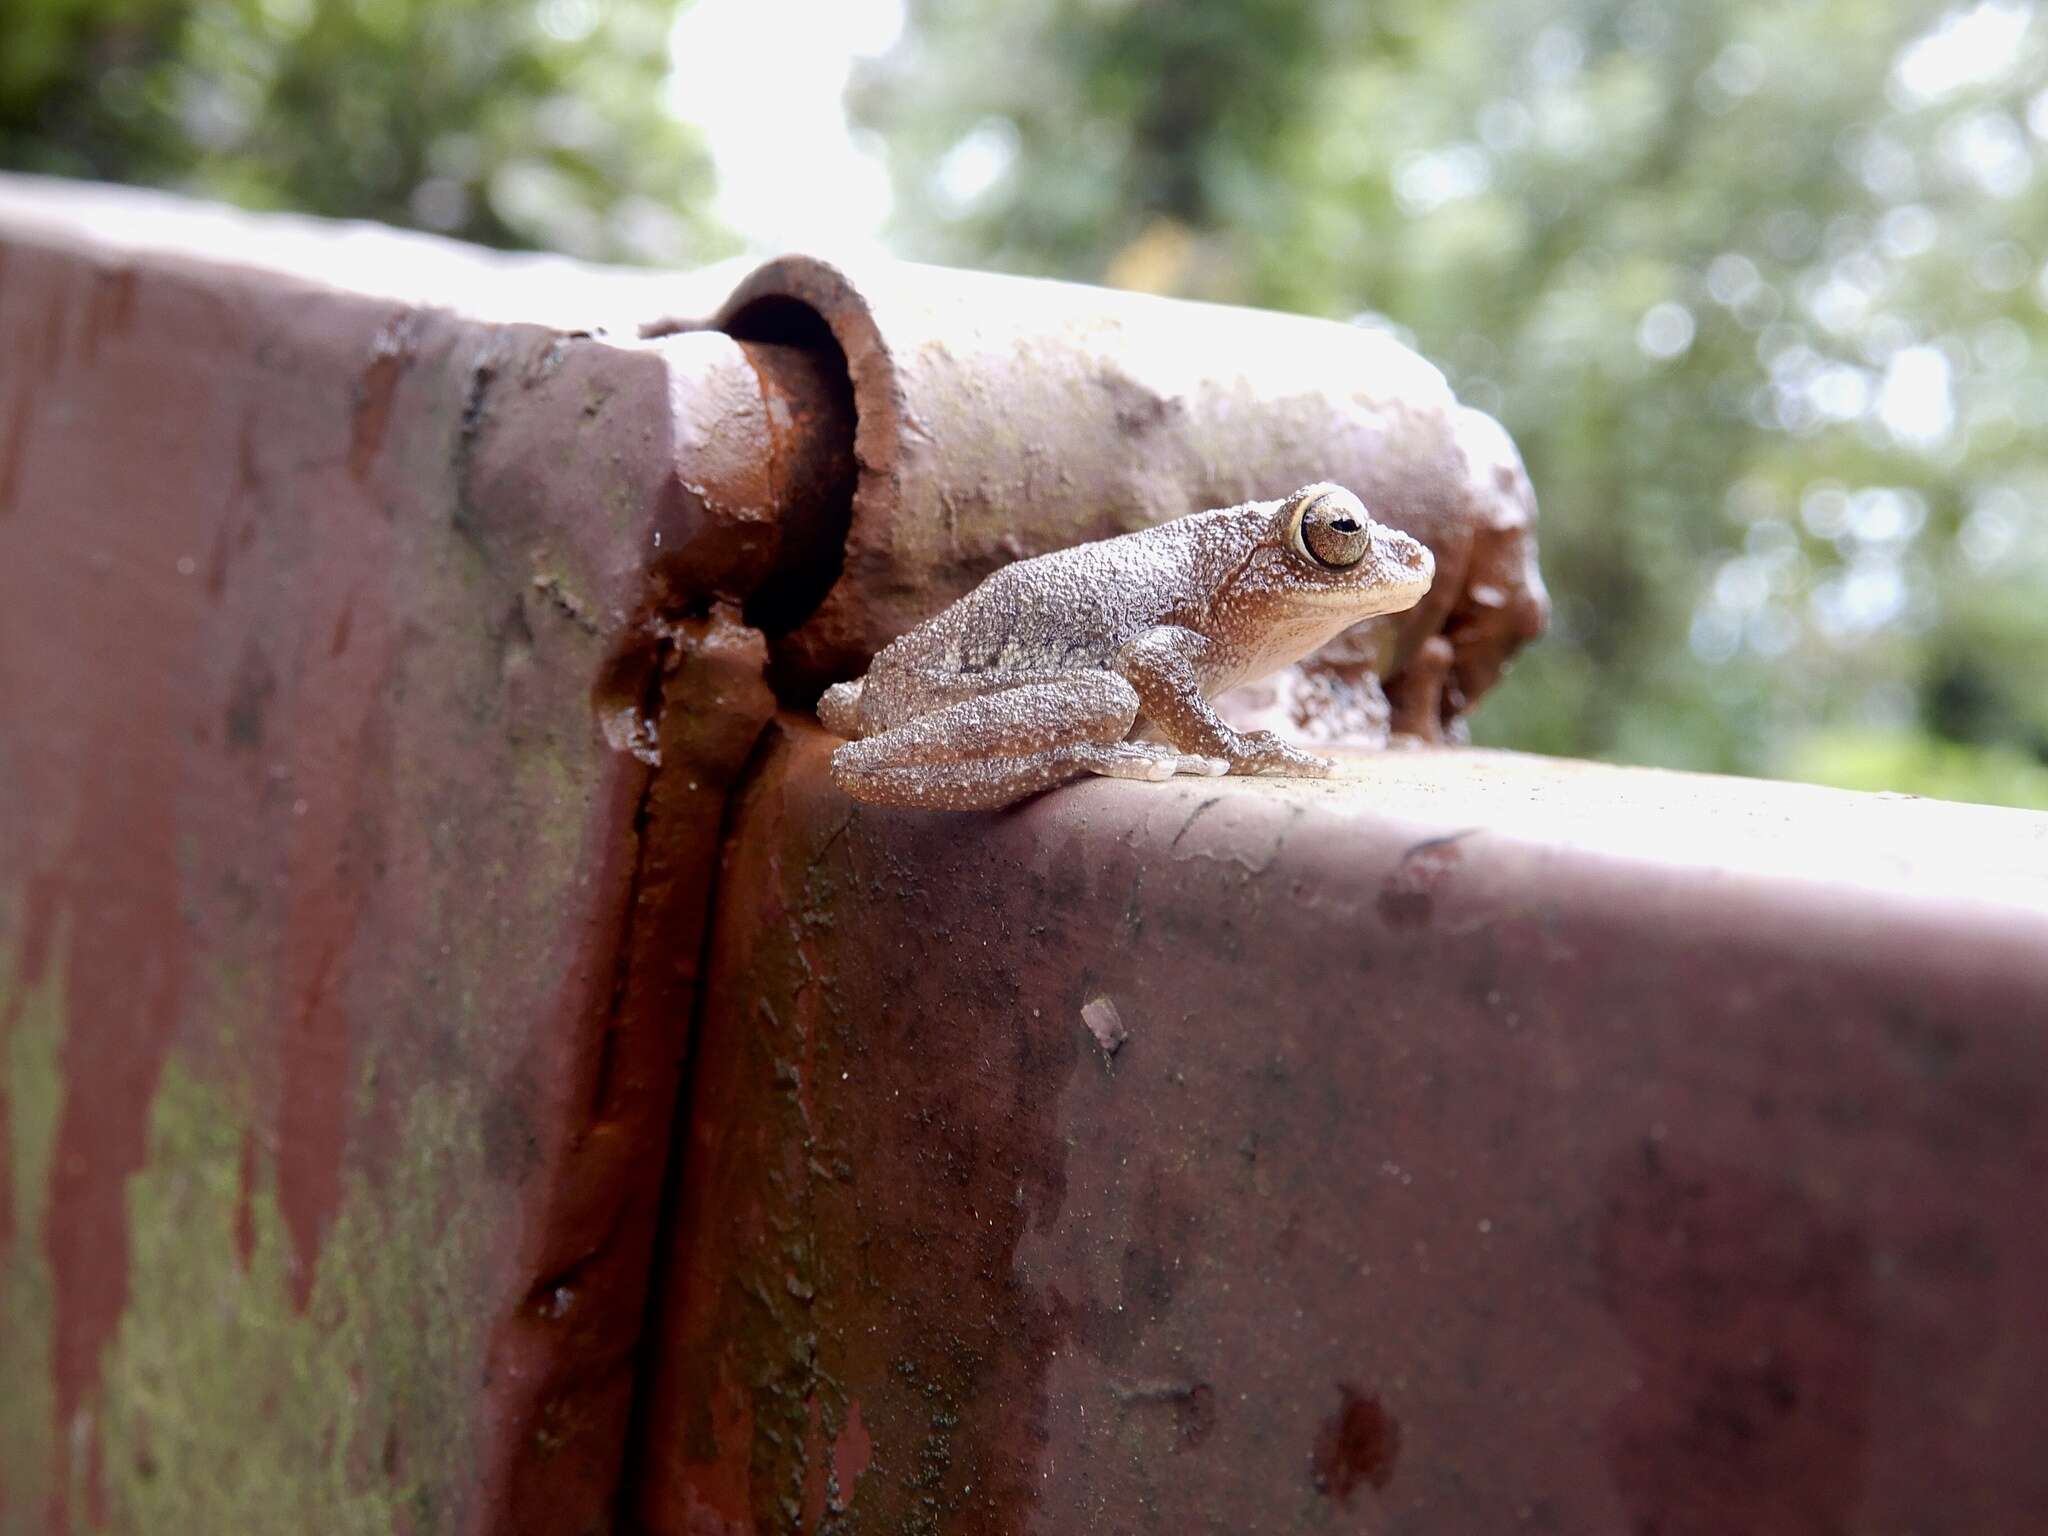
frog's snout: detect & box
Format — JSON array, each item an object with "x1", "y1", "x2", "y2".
[{"x1": 1377, "y1": 524, "x2": 1436, "y2": 601}]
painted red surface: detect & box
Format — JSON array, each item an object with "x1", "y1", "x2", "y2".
[
  {"x1": 0, "y1": 194, "x2": 780, "y2": 1534},
  {"x1": 12, "y1": 179, "x2": 2048, "y2": 1536},
  {"x1": 636, "y1": 722, "x2": 2048, "y2": 1535},
  {"x1": 5, "y1": 254, "x2": 222, "y2": 1525}
]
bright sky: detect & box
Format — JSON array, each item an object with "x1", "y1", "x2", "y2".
[
  {"x1": 665, "y1": 0, "x2": 906, "y2": 259},
  {"x1": 1891, "y1": 0, "x2": 2035, "y2": 102}
]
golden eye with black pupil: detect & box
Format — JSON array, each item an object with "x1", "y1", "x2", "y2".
[{"x1": 1297, "y1": 489, "x2": 1372, "y2": 568}]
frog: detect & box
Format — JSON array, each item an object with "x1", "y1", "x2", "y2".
[
  {"x1": 816, "y1": 483, "x2": 1435, "y2": 810},
  {"x1": 1216, "y1": 406, "x2": 1550, "y2": 749}
]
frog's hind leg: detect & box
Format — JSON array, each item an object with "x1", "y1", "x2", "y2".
[{"x1": 829, "y1": 671, "x2": 1225, "y2": 811}]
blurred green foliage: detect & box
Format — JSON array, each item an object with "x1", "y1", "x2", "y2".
[
  {"x1": 0, "y1": 0, "x2": 731, "y2": 263},
  {"x1": 858, "y1": 0, "x2": 2048, "y2": 804},
  {"x1": 2, "y1": 0, "x2": 2043, "y2": 806},
  {"x1": 1788, "y1": 726, "x2": 2048, "y2": 809}
]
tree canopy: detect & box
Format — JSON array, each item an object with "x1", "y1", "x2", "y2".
[
  {"x1": 1, "y1": 0, "x2": 729, "y2": 263},
  {"x1": 859, "y1": 0, "x2": 2048, "y2": 804}
]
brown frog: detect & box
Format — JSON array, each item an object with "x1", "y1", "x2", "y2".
[{"x1": 818, "y1": 484, "x2": 1434, "y2": 810}]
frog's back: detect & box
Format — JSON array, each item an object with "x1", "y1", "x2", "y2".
[
  {"x1": 834, "y1": 508, "x2": 1256, "y2": 735},
  {"x1": 925, "y1": 510, "x2": 1247, "y2": 675}
]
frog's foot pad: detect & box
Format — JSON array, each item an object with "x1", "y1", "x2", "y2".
[{"x1": 1082, "y1": 744, "x2": 1230, "y2": 782}]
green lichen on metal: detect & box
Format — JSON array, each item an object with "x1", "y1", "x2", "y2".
[
  {"x1": 94, "y1": 1051, "x2": 496, "y2": 1535},
  {"x1": 0, "y1": 943, "x2": 65, "y2": 1535},
  {"x1": 509, "y1": 745, "x2": 596, "y2": 892},
  {"x1": 1, "y1": 938, "x2": 501, "y2": 1536}
]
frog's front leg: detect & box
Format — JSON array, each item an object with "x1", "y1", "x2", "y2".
[
  {"x1": 1116, "y1": 627, "x2": 1336, "y2": 778},
  {"x1": 829, "y1": 670, "x2": 1227, "y2": 811}
]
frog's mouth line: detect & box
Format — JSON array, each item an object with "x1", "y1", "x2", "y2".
[
  {"x1": 1364, "y1": 575, "x2": 1436, "y2": 615},
  {"x1": 1307, "y1": 551, "x2": 1435, "y2": 615},
  {"x1": 1291, "y1": 580, "x2": 1433, "y2": 623}
]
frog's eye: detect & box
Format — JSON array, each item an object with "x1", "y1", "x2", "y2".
[{"x1": 1293, "y1": 487, "x2": 1373, "y2": 569}]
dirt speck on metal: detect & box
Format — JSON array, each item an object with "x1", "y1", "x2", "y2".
[
  {"x1": 1311, "y1": 1386, "x2": 1401, "y2": 1503},
  {"x1": 1081, "y1": 996, "x2": 1127, "y2": 1058}
]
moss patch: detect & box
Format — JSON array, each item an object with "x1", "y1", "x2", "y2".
[
  {"x1": 2, "y1": 934, "x2": 502, "y2": 1536},
  {"x1": 93, "y1": 1053, "x2": 497, "y2": 1535}
]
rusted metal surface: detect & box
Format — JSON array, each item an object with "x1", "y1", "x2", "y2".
[
  {"x1": 2, "y1": 176, "x2": 1573, "y2": 1532},
  {"x1": 670, "y1": 256, "x2": 1547, "y2": 738},
  {"x1": 11, "y1": 174, "x2": 2047, "y2": 1536},
  {"x1": 0, "y1": 180, "x2": 797, "y2": 1534},
  {"x1": 636, "y1": 721, "x2": 2048, "y2": 1534}
]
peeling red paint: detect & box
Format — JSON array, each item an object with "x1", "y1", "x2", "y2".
[
  {"x1": 0, "y1": 381, "x2": 31, "y2": 519},
  {"x1": 797, "y1": 1395, "x2": 828, "y2": 1532},
  {"x1": 831, "y1": 1400, "x2": 872, "y2": 1507},
  {"x1": 0, "y1": 1086, "x2": 11, "y2": 1254},
  {"x1": 1375, "y1": 830, "x2": 1470, "y2": 929},
  {"x1": 676, "y1": 1483, "x2": 751, "y2": 1536},
  {"x1": 15, "y1": 254, "x2": 209, "y2": 1526},
  {"x1": 274, "y1": 608, "x2": 393, "y2": 1309},
  {"x1": 38, "y1": 614, "x2": 188, "y2": 1529},
  {"x1": 348, "y1": 318, "x2": 414, "y2": 482},
  {"x1": 233, "y1": 1127, "x2": 257, "y2": 1271},
  {"x1": 671, "y1": 1358, "x2": 756, "y2": 1532}
]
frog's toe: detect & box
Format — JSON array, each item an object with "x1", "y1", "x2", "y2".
[
  {"x1": 1081, "y1": 743, "x2": 1181, "y2": 782},
  {"x1": 1233, "y1": 732, "x2": 1336, "y2": 777},
  {"x1": 1177, "y1": 755, "x2": 1230, "y2": 777},
  {"x1": 1278, "y1": 750, "x2": 1337, "y2": 779}
]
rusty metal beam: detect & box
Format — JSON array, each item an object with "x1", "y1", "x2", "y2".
[
  {"x1": 0, "y1": 176, "x2": 805, "y2": 1536},
  {"x1": 662, "y1": 255, "x2": 1549, "y2": 739},
  {"x1": 17, "y1": 173, "x2": 2045, "y2": 1536},
  {"x1": 0, "y1": 177, "x2": 1561, "y2": 1533},
  {"x1": 634, "y1": 722, "x2": 2048, "y2": 1535}
]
